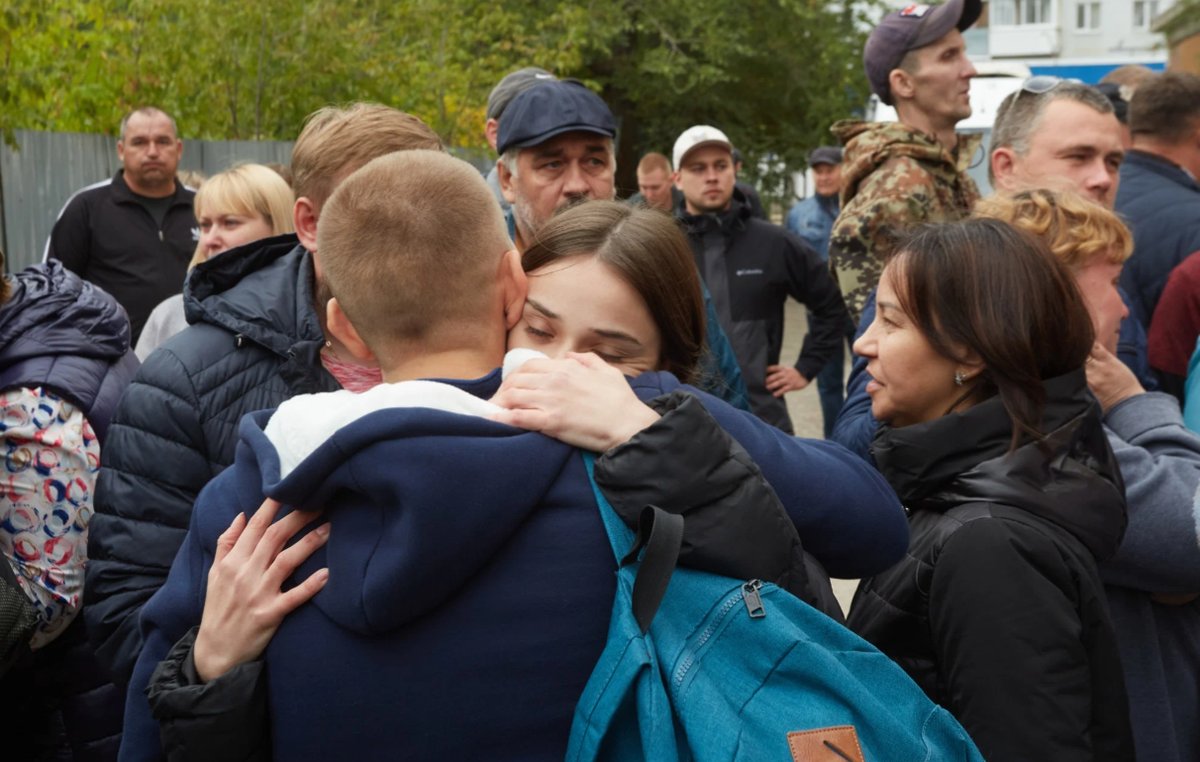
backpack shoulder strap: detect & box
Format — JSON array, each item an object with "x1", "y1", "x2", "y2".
[
  {"x1": 582, "y1": 451, "x2": 635, "y2": 561},
  {"x1": 582, "y1": 451, "x2": 685, "y2": 633}
]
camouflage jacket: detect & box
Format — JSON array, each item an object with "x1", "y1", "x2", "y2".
[{"x1": 828, "y1": 120, "x2": 982, "y2": 321}]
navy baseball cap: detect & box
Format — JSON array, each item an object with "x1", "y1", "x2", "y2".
[
  {"x1": 496, "y1": 80, "x2": 616, "y2": 156},
  {"x1": 809, "y1": 146, "x2": 844, "y2": 166},
  {"x1": 864, "y1": 0, "x2": 982, "y2": 105}
]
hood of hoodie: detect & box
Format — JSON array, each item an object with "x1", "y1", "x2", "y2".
[
  {"x1": 226, "y1": 349, "x2": 582, "y2": 636},
  {"x1": 0, "y1": 261, "x2": 130, "y2": 370},
  {"x1": 183, "y1": 233, "x2": 322, "y2": 359},
  {"x1": 871, "y1": 370, "x2": 1128, "y2": 561},
  {"x1": 832, "y1": 120, "x2": 982, "y2": 208}
]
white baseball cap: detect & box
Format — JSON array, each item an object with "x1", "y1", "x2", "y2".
[{"x1": 673, "y1": 125, "x2": 733, "y2": 171}]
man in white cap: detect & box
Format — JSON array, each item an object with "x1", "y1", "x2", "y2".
[
  {"x1": 673, "y1": 125, "x2": 852, "y2": 433},
  {"x1": 829, "y1": 0, "x2": 982, "y2": 321}
]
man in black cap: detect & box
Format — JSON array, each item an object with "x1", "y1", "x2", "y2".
[
  {"x1": 787, "y1": 146, "x2": 846, "y2": 438},
  {"x1": 483, "y1": 67, "x2": 557, "y2": 212},
  {"x1": 828, "y1": 0, "x2": 982, "y2": 321},
  {"x1": 494, "y1": 80, "x2": 617, "y2": 251}
]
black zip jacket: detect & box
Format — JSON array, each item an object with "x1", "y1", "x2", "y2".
[
  {"x1": 46, "y1": 170, "x2": 197, "y2": 342},
  {"x1": 142, "y1": 390, "x2": 846, "y2": 761},
  {"x1": 848, "y1": 370, "x2": 1135, "y2": 762},
  {"x1": 678, "y1": 190, "x2": 852, "y2": 433},
  {"x1": 84, "y1": 235, "x2": 340, "y2": 686}
]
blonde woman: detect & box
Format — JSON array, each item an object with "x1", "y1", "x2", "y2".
[{"x1": 135, "y1": 164, "x2": 294, "y2": 360}]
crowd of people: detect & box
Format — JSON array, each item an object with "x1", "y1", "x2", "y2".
[{"x1": 1, "y1": 0, "x2": 1199, "y2": 758}]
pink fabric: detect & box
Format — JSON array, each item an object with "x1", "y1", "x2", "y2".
[{"x1": 321, "y1": 353, "x2": 384, "y2": 394}]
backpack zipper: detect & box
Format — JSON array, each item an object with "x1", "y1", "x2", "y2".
[
  {"x1": 672, "y1": 580, "x2": 767, "y2": 693},
  {"x1": 742, "y1": 579, "x2": 765, "y2": 618}
]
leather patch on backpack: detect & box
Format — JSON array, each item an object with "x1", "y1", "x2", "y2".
[{"x1": 787, "y1": 726, "x2": 865, "y2": 762}]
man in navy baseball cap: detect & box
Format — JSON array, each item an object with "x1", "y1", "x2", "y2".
[{"x1": 495, "y1": 80, "x2": 617, "y2": 250}]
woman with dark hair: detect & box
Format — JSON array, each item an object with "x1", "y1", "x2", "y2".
[{"x1": 845, "y1": 218, "x2": 1135, "y2": 761}]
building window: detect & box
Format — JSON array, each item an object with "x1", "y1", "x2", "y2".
[
  {"x1": 1133, "y1": 0, "x2": 1160, "y2": 28},
  {"x1": 1077, "y1": 1, "x2": 1101, "y2": 28},
  {"x1": 994, "y1": 0, "x2": 1052, "y2": 24}
]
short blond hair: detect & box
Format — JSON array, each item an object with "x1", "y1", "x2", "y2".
[
  {"x1": 318, "y1": 150, "x2": 513, "y2": 363},
  {"x1": 190, "y1": 163, "x2": 296, "y2": 268},
  {"x1": 974, "y1": 189, "x2": 1133, "y2": 269},
  {"x1": 292, "y1": 103, "x2": 444, "y2": 212},
  {"x1": 637, "y1": 152, "x2": 672, "y2": 176}
]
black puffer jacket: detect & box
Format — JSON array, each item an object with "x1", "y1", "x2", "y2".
[
  {"x1": 84, "y1": 236, "x2": 339, "y2": 685},
  {"x1": 847, "y1": 370, "x2": 1135, "y2": 762}
]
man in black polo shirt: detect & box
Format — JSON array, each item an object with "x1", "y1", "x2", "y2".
[{"x1": 45, "y1": 106, "x2": 198, "y2": 342}]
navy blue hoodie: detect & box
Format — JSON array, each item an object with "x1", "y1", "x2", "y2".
[{"x1": 121, "y1": 368, "x2": 906, "y2": 761}]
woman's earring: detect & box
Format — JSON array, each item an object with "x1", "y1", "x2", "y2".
[{"x1": 954, "y1": 371, "x2": 966, "y2": 386}]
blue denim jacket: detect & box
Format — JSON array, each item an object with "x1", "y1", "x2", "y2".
[{"x1": 786, "y1": 194, "x2": 838, "y2": 262}]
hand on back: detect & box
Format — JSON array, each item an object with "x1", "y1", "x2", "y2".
[{"x1": 192, "y1": 499, "x2": 330, "y2": 683}]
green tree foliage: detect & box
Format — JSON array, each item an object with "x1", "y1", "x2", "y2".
[{"x1": 1, "y1": 0, "x2": 875, "y2": 202}]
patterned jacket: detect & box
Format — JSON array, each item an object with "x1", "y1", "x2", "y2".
[{"x1": 828, "y1": 120, "x2": 982, "y2": 321}]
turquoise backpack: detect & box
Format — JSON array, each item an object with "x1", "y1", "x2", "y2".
[{"x1": 569, "y1": 453, "x2": 985, "y2": 762}]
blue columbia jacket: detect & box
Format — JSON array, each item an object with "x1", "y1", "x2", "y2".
[{"x1": 122, "y1": 369, "x2": 905, "y2": 761}]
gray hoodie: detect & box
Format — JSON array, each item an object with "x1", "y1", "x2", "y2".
[{"x1": 1100, "y1": 392, "x2": 1200, "y2": 762}]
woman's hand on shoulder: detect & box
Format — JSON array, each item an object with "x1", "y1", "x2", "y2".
[
  {"x1": 192, "y1": 499, "x2": 330, "y2": 683},
  {"x1": 1086, "y1": 342, "x2": 1145, "y2": 413},
  {"x1": 489, "y1": 352, "x2": 661, "y2": 452}
]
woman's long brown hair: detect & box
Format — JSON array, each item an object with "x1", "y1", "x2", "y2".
[
  {"x1": 889, "y1": 218, "x2": 1095, "y2": 450},
  {"x1": 521, "y1": 200, "x2": 706, "y2": 385}
]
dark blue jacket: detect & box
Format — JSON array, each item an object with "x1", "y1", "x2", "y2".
[
  {"x1": 121, "y1": 371, "x2": 906, "y2": 761},
  {"x1": 85, "y1": 235, "x2": 340, "y2": 686},
  {"x1": 1115, "y1": 150, "x2": 1200, "y2": 325},
  {"x1": 0, "y1": 261, "x2": 140, "y2": 441},
  {"x1": 786, "y1": 193, "x2": 839, "y2": 262},
  {"x1": 833, "y1": 288, "x2": 1158, "y2": 460},
  {"x1": 0, "y1": 261, "x2": 138, "y2": 762}
]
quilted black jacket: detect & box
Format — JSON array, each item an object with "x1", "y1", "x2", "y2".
[{"x1": 84, "y1": 235, "x2": 340, "y2": 685}]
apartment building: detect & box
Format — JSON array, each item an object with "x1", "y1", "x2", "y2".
[{"x1": 969, "y1": 0, "x2": 1168, "y2": 80}]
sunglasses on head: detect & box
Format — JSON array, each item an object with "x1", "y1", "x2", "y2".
[{"x1": 1020, "y1": 75, "x2": 1084, "y2": 95}]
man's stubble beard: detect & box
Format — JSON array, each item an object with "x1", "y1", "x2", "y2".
[
  {"x1": 512, "y1": 187, "x2": 548, "y2": 241},
  {"x1": 513, "y1": 187, "x2": 612, "y2": 241}
]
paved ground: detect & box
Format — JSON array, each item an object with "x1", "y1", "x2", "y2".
[{"x1": 778, "y1": 300, "x2": 860, "y2": 616}]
